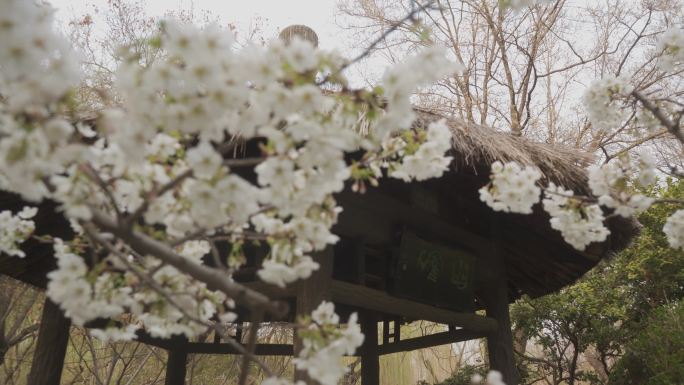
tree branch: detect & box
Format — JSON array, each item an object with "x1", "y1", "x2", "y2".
[
  {"x1": 87, "y1": 208, "x2": 288, "y2": 318},
  {"x1": 631, "y1": 90, "x2": 684, "y2": 144}
]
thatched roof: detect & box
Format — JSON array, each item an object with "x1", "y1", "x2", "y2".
[
  {"x1": 424, "y1": 113, "x2": 593, "y2": 193},
  {"x1": 405, "y1": 109, "x2": 639, "y2": 300},
  {"x1": 0, "y1": 109, "x2": 639, "y2": 304}
]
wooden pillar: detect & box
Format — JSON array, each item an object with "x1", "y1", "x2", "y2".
[
  {"x1": 480, "y1": 214, "x2": 519, "y2": 385},
  {"x1": 165, "y1": 346, "x2": 188, "y2": 385},
  {"x1": 26, "y1": 299, "x2": 71, "y2": 385},
  {"x1": 483, "y1": 280, "x2": 519, "y2": 385},
  {"x1": 359, "y1": 312, "x2": 379, "y2": 385},
  {"x1": 294, "y1": 247, "x2": 334, "y2": 384}
]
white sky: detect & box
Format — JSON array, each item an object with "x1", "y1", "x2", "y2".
[
  {"x1": 48, "y1": 0, "x2": 381, "y2": 87},
  {"x1": 49, "y1": 0, "x2": 350, "y2": 51}
]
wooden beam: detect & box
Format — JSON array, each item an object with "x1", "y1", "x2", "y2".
[
  {"x1": 336, "y1": 189, "x2": 491, "y2": 256},
  {"x1": 330, "y1": 280, "x2": 498, "y2": 333},
  {"x1": 26, "y1": 299, "x2": 71, "y2": 385},
  {"x1": 184, "y1": 342, "x2": 293, "y2": 356},
  {"x1": 135, "y1": 331, "x2": 174, "y2": 350},
  {"x1": 377, "y1": 329, "x2": 486, "y2": 355},
  {"x1": 360, "y1": 312, "x2": 379, "y2": 385}
]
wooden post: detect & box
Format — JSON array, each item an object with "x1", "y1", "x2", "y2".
[
  {"x1": 293, "y1": 247, "x2": 334, "y2": 384},
  {"x1": 479, "y1": 214, "x2": 519, "y2": 385},
  {"x1": 483, "y1": 281, "x2": 518, "y2": 385},
  {"x1": 165, "y1": 346, "x2": 188, "y2": 385},
  {"x1": 482, "y1": 276, "x2": 519, "y2": 385},
  {"x1": 359, "y1": 312, "x2": 379, "y2": 385},
  {"x1": 26, "y1": 299, "x2": 71, "y2": 385}
]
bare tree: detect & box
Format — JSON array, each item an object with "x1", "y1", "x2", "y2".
[
  {"x1": 0, "y1": 277, "x2": 42, "y2": 384},
  {"x1": 337, "y1": 0, "x2": 684, "y2": 161},
  {"x1": 62, "y1": 327, "x2": 166, "y2": 385}
]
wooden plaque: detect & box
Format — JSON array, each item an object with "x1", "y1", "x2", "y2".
[{"x1": 392, "y1": 232, "x2": 475, "y2": 313}]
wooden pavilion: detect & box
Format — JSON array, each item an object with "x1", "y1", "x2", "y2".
[{"x1": 0, "y1": 109, "x2": 638, "y2": 385}]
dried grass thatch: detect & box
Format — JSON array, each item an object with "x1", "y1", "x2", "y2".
[
  {"x1": 0, "y1": 106, "x2": 639, "y2": 301},
  {"x1": 414, "y1": 109, "x2": 593, "y2": 193},
  {"x1": 405, "y1": 109, "x2": 639, "y2": 298}
]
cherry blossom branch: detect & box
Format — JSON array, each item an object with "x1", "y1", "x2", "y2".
[
  {"x1": 124, "y1": 140, "x2": 242, "y2": 228},
  {"x1": 81, "y1": 223, "x2": 274, "y2": 376},
  {"x1": 631, "y1": 89, "x2": 684, "y2": 144},
  {"x1": 87, "y1": 208, "x2": 288, "y2": 317},
  {"x1": 169, "y1": 228, "x2": 208, "y2": 247},
  {"x1": 653, "y1": 198, "x2": 684, "y2": 206},
  {"x1": 123, "y1": 168, "x2": 192, "y2": 229},
  {"x1": 224, "y1": 157, "x2": 266, "y2": 168},
  {"x1": 80, "y1": 163, "x2": 122, "y2": 221}
]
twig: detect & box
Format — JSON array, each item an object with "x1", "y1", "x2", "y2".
[
  {"x1": 631, "y1": 90, "x2": 684, "y2": 144},
  {"x1": 224, "y1": 157, "x2": 266, "y2": 168},
  {"x1": 317, "y1": 0, "x2": 438, "y2": 86},
  {"x1": 88, "y1": 208, "x2": 288, "y2": 317},
  {"x1": 81, "y1": 223, "x2": 275, "y2": 376},
  {"x1": 123, "y1": 168, "x2": 192, "y2": 229},
  {"x1": 124, "y1": 140, "x2": 241, "y2": 229},
  {"x1": 80, "y1": 163, "x2": 122, "y2": 221}
]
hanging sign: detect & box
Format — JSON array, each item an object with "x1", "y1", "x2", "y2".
[{"x1": 392, "y1": 231, "x2": 475, "y2": 313}]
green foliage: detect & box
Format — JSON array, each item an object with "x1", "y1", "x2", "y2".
[
  {"x1": 510, "y1": 179, "x2": 684, "y2": 384},
  {"x1": 608, "y1": 300, "x2": 684, "y2": 385},
  {"x1": 617, "y1": 180, "x2": 684, "y2": 313}
]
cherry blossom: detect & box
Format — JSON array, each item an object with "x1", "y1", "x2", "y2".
[
  {"x1": 0, "y1": 0, "x2": 81, "y2": 111},
  {"x1": 479, "y1": 161, "x2": 542, "y2": 214},
  {"x1": 390, "y1": 119, "x2": 454, "y2": 181},
  {"x1": 293, "y1": 302, "x2": 364, "y2": 385},
  {"x1": 582, "y1": 76, "x2": 634, "y2": 130},
  {"x1": 2, "y1": 2, "x2": 683, "y2": 384},
  {"x1": 0, "y1": 206, "x2": 36, "y2": 257},
  {"x1": 657, "y1": 27, "x2": 684, "y2": 72},
  {"x1": 587, "y1": 153, "x2": 655, "y2": 218},
  {"x1": 663, "y1": 209, "x2": 684, "y2": 250},
  {"x1": 0, "y1": 4, "x2": 462, "y2": 339},
  {"x1": 542, "y1": 184, "x2": 610, "y2": 251}
]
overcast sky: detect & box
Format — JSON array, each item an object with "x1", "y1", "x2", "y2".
[
  {"x1": 48, "y1": 0, "x2": 383, "y2": 86},
  {"x1": 49, "y1": 0, "x2": 350, "y2": 50}
]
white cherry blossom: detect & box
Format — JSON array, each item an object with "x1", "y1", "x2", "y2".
[
  {"x1": 657, "y1": 27, "x2": 684, "y2": 72},
  {"x1": 543, "y1": 184, "x2": 610, "y2": 251},
  {"x1": 663, "y1": 209, "x2": 684, "y2": 250},
  {"x1": 479, "y1": 161, "x2": 542, "y2": 214},
  {"x1": 582, "y1": 76, "x2": 633, "y2": 130},
  {"x1": 293, "y1": 302, "x2": 364, "y2": 385},
  {"x1": 587, "y1": 154, "x2": 655, "y2": 218},
  {"x1": 0, "y1": 206, "x2": 37, "y2": 257}
]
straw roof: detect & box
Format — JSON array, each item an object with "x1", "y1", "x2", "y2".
[
  {"x1": 413, "y1": 109, "x2": 591, "y2": 189},
  {"x1": 0, "y1": 109, "x2": 639, "y2": 301},
  {"x1": 408, "y1": 109, "x2": 639, "y2": 299}
]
